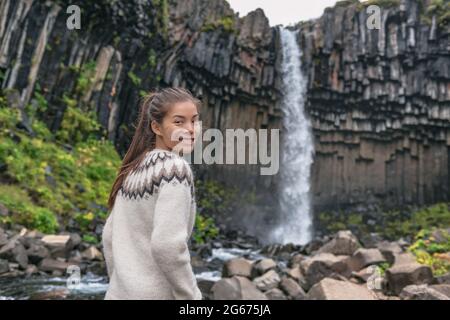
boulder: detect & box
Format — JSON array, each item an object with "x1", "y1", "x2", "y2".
[
  {"x1": 317, "y1": 230, "x2": 360, "y2": 256},
  {"x1": 0, "y1": 228, "x2": 8, "y2": 247},
  {"x1": 430, "y1": 284, "x2": 450, "y2": 298},
  {"x1": 385, "y1": 262, "x2": 434, "y2": 295},
  {"x1": 264, "y1": 288, "x2": 287, "y2": 300},
  {"x1": 211, "y1": 276, "x2": 268, "y2": 300},
  {"x1": 222, "y1": 257, "x2": 253, "y2": 278},
  {"x1": 279, "y1": 276, "x2": 306, "y2": 300},
  {"x1": 81, "y1": 246, "x2": 103, "y2": 261},
  {"x1": 41, "y1": 234, "x2": 71, "y2": 247},
  {"x1": 436, "y1": 273, "x2": 450, "y2": 284},
  {"x1": 0, "y1": 237, "x2": 28, "y2": 269},
  {"x1": 0, "y1": 258, "x2": 9, "y2": 274},
  {"x1": 306, "y1": 278, "x2": 376, "y2": 300},
  {"x1": 251, "y1": 258, "x2": 277, "y2": 277},
  {"x1": 399, "y1": 284, "x2": 450, "y2": 300},
  {"x1": 252, "y1": 269, "x2": 280, "y2": 291},
  {"x1": 41, "y1": 235, "x2": 73, "y2": 258},
  {"x1": 300, "y1": 253, "x2": 352, "y2": 289},
  {"x1": 392, "y1": 252, "x2": 417, "y2": 266},
  {"x1": 38, "y1": 258, "x2": 71, "y2": 273},
  {"x1": 348, "y1": 248, "x2": 387, "y2": 271},
  {"x1": 25, "y1": 264, "x2": 39, "y2": 275},
  {"x1": 26, "y1": 243, "x2": 50, "y2": 264},
  {"x1": 376, "y1": 241, "x2": 403, "y2": 264},
  {"x1": 288, "y1": 253, "x2": 306, "y2": 268},
  {"x1": 29, "y1": 288, "x2": 70, "y2": 300}
]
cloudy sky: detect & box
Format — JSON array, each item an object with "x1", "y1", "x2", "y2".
[{"x1": 226, "y1": 0, "x2": 339, "y2": 26}]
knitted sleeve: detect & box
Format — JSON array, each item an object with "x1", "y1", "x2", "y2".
[
  {"x1": 150, "y1": 156, "x2": 202, "y2": 300},
  {"x1": 101, "y1": 212, "x2": 114, "y2": 279}
]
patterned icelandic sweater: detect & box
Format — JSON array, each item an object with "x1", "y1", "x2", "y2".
[{"x1": 101, "y1": 148, "x2": 202, "y2": 300}]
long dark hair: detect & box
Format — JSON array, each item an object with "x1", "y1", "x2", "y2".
[{"x1": 107, "y1": 87, "x2": 202, "y2": 211}]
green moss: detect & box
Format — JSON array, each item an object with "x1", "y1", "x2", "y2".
[
  {"x1": 201, "y1": 16, "x2": 237, "y2": 34},
  {"x1": 357, "y1": 0, "x2": 400, "y2": 9},
  {"x1": 55, "y1": 94, "x2": 101, "y2": 144},
  {"x1": 127, "y1": 71, "x2": 142, "y2": 87},
  {"x1": 421, "y1": 0, "x2": 450, "y2": 27},
  {"x1": 153, "y1": 0, "x2": 169, "y2": 38},
  {"x1": 335, "y1": 0, "x2": 360, "y2": 8},
  {"x1": 74, "y1": 60, "x2": 97, "y2": 94}
]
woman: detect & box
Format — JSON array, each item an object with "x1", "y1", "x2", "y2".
[{"x1": 102, "y1": 87, "x2": 203, "y2": 300}]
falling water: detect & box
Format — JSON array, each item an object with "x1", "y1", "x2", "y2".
[{"x1": 270, "y1": 27, "x2": 314, "y2": 245}]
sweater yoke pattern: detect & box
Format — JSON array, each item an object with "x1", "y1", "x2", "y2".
[{"x1": 119, "y1": 151, "x2": 195, "y2": 201}]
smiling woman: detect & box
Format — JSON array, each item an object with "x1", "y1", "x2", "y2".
[{"x1": 102, "y1": 87, "x2": 203, "y2": 300}]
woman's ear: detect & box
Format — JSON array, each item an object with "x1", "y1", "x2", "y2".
[{"x1": 151, "y1": 120, "x2": 162, "y2": 137}]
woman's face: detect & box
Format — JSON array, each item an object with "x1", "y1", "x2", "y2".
[{"x1": 152, "y1": 100, "x2": 200, "y2": 154}]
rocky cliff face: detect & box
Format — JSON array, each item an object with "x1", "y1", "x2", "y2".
[
  {"x1": 0, "y1": 0, "x2": 449, "y2": 237},
  {"x1": 297, "y1": 0, "x2": 450, "y2": 213}
]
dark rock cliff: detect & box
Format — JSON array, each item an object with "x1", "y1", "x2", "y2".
[
  {"x1": 0, "y1": 0, "x2": 449, "y2": 238},
  {"x1": 298, "y1": 0, "x2": 450, "y2": 213}
]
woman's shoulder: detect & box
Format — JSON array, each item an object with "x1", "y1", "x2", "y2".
[
  {"x1": 121, "y1": 149, "x2": 194, "y2": 200},
  {"x1": 143, "y1": 148, "x2": 193, "y2": 175}
]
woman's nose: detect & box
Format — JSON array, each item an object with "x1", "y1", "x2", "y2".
[{"x1": 185, "y1": 122, "x2": 194, "y2": 134}]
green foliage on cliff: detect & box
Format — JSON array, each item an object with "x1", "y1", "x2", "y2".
[
  {"x1": 75, "y1": 60, "x2": 97, "y2": 94},
  {"x1": 317, "y1": 202, "x2": 450, "y2": 241},
  {"x1": 55, "y1": 95, "x2": 102, "y2": 144},
  {"x1": 421, "y1": 0, "x2": 450, "y2": 27},
  {"x1": 201, "y1": 16, "x2": 237, "y2": 34},
  {"x1": 192, "y1": 179, "x2": 237, "y2": 244},
  {"x1": 0, "y1": 184, "x2": 59, "y2": 234},
  {"x1": 127, "y1": 70, "x2": 142, "y2": 87},
  {"x1": 358, "y1": 0, "x2": 400, "y2": 8},
  {"x1": 0, "y1": 103, "x2": 121, "y2": 235},
  {"x1": 153, "y1": 0, "x2": 169, "y2": 38}
]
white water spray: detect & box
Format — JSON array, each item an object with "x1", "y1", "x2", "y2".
[{"x1": 270, "y1": 27, "x2": 315, "y2": 245}]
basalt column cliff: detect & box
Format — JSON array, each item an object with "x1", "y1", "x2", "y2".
[
  {"x1": 0, "y1": 0, "x2": 449, "y2": 237},
  {"x1": 297, "y1": 0, "x2": 450, "y2": 213}
]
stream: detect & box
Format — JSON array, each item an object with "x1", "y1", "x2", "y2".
[{"x1": 0, "y1": 246, "x2": 274, "y2": 300}]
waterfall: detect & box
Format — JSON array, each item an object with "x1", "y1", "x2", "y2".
[{"x1": 270, "y1": 27, "x2": 314, "y2": 245}]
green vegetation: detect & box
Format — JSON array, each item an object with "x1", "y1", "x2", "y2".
[
  {"x1": 0, "y1": 184, "x2": 59, "y2": 234},
  {"x1": 201, "y1": 16, "x2": 237, "y2": 34},
  {"x1": 195, "y1": 179, "x2": 237, "y2": 217},
  {"x1": 0, "y1": 101, "x2": 121, "y2": 234},
  {"x1": 55, "y1": 94, "x2": 102, "y2": 143},
  {"x1": 127, "y1": 70, "x2": 142, "y2": 87},
  {"x1": 421, "y1": 0, "x2": 450, "y2": 27},
  {"x1": 409, "y1": 228, "x2": 450, "y2": 276},
  {"x1": 192, "y1": 179, "x2": 238, "y2": 244},
  {"x1": 357, "y1": 0, "x2": 400, "y2": 8},
  {"x1": 381, "y1": 203, "x2": 450, "y2": 240},
  {"x1": 334, "y1": 0, "x2": 360, "y2": 8},
  {"x1": 193, "y1": 214, "x2": 219, "y2": 245},
  {"x1": 74, "y1": 60, "x2": 97, "y2": 95},
  {"x1": 153, "y1": 0, "x2": 169, "y2": 38},
  {"x1": 317, "y1": 203, "x2": 450, "y2": 241}
]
